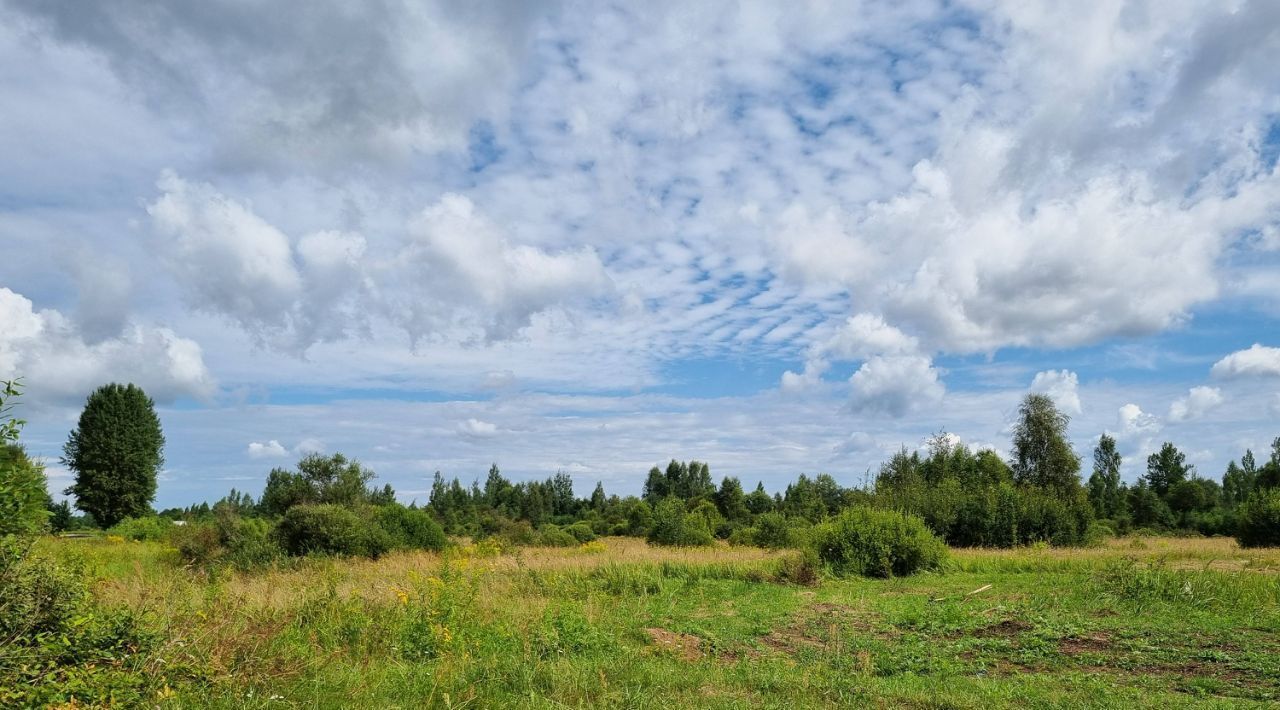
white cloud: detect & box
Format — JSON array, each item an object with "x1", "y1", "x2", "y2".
[
  {"x1": 1211, "y1": 344, "x2": 1280, "y2": 379},
  {"x1": 1115, "y1": 403, "x2": 1161, "y2": 440},
  {"x1": 393, "y1": 193, "x2": 613, "y2": 341},
  {"x1": 293, "y1": 438, "x2": 326, "y2": 455},
  {"x1": 1168, "y1": 385, "x2": 1224, "y2": 422},
  {"x1": 456, "y1": 418, "x2": 500, "y2": 440},
  {"x1": 848, "y1": 355, "x2": 944, "y2": 418},
  {"x1": 246, "y1": 440, "x2": 288, "y2": 459},
  {"x1": 4, "y1": 0, "x2": 558, "y2": 170},
  {"x1": 0, "y1": 286, "x2": 214, "y2": 404},
  {"x1": 1029, "y1": 369, "x2": 1082, "y2": 415}
]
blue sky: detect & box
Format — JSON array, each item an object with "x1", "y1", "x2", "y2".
[{"x1": 2, "y1": 0, "x2": 1279, "y2": 508}]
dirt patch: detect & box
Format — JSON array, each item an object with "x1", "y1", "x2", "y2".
[
  {"x1": 645, "y1": 627, "x2": 704, "y2": 661},
  {"x1": 750, "y1": 602, "x2": 889, "y2": 658},
  {"x1": 971, "y1": 619, "x2": 1033, "y2": 639},
  {"x1": 1059, "y1": 632, "x2": 1112, "y2": 655}
]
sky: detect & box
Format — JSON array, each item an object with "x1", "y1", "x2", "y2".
[{"x1": 2, "y1": 0, "x2": 1280, "y2": 508}]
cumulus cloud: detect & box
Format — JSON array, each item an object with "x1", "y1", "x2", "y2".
[
  {"x1": 0, "y1": 286, "x2": 214, "y2": 404},
  {"x1": 1168, "y1": 385, "x2": 1224, "y2": 422},
  {"x1": 848, "y1": 355, "x2": 944, "y2": 417},
  {"x1": 246, "y1": 440, "x2": 288, "y2": 459},
  {"x1": 783, "y1": 314, "x2": 922, "y2": 393},
  {"x1": 1115, "y1": 403, "x2": 1161, "y2": 440},
  {"x1": 392, "y1": 193, "x2": 612, "y2": 342},
  {"x1": 1029, "y1": 370, "x2": 1082, "y2": 415},
  {"x1": 4, "y1": 0, "x2": 559, "y2": 170},
  {"x1": 456, "y1": 418, "x2": 500, "y2": 440},
  {"x1": 148, "y1": 177, "x2": 609, "y2": 350},
  {"x1": 1211, "y1": 344, "x2": 1280, "y2": 378}
]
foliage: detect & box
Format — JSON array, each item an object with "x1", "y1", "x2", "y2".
[
  {"x1": 0, "y1": 381, "x2": 49, "y2": 537},
  {"x1": 0, "y1": 538, "x2": 158, "y2": 706},
  {"x1": 62, "y1": 383, "x2": 165, "y2": 528},
  {"x1": 1236, "y1": 488, "x2": 1280, "y2": 548},
  {"x1": 1144, "y1": 442, "x2": 1193, "y2": 498},
  {"x1": 260, "y1": 453, "x2": 390, "y2": 516},
  {"x1": 0, "y1": 444, "x2": 49, "y2": 537},
  {"x1": 107, "y1": 515, "x2": 174, "y2": 542},
  {"x1": 275, "y1": 504, "x2": 391, "y2": 558},
  {"x1": 374, "y1": 503, "x2": 448, "y2": 552},
  {"x1": 811, "y1": 506, "x2": 947, "y2": 578},
  {"x1": 1010, "y1": 394, "x2": 1081, "y2": 493},
  {"x1": 647, "y1": 497, "x2": 715, "y2": 546}
]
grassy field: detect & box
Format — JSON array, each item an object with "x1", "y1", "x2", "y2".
[{"x1": 34, "y1": 535, "x2": 1280, "y2": 708}]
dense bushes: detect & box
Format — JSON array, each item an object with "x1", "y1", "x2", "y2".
[
  {"x1": 647, "y1": 497, "x2": 715, "y2": 547},
  {"x1": 107, "y1": 515, "x2": 173, "y2": 542},
  {"x1": 811, "y1": 506, "x2": 947, "y2": 578},
  {"x1": 275, "y1": 504, "x2": 391, "y2": 558},
  {"x1": 0, "y1": 443, "x2": 49, "y2": 537},
  {"x1": 0, "y1": 538, "x2": 159, "y2": 706},
  {"x1": 1236, "y1": 490, "x2": 1280, "y2": 548},
  {"x1": 375, "y1": 504, "x2": 448, "y2": 552}
]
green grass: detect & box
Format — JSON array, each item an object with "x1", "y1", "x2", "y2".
[{"x1": 31, "y1": 535, "x2": 1280, "y2": 708}]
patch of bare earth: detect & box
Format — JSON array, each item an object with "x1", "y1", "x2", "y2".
[
  {"x1": 753, "y1": 602, "x2": 887, "y2": 658},
  {"x1": 645, "y1": 627, "x2": 704, "y2": 661}
]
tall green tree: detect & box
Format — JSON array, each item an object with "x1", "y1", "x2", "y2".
[
  {"x1": 1143, "y1": 442, "x2": 1191, "y2": 499},
  {"x1": 1010, "y1": 394, "x2": 1081, "y2": 492},
  {"x1": 62, "y1": 383, "x2": 165, "y2": 528},
  {"x1": 1087, "y1": 434, "x2": 1125, "y2": 519}
]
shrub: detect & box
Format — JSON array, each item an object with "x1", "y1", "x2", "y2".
[
  {"x1": 375, "y1": 504, "x2": 448, "y2": 552},
  {"x1": 1083, "y1": 520, "x2": 1115, "y2": 547},
  {"x1": 107, "y1": 515, "x2": 173, "y2": 542},
  {"x1": 647, "y1": 497, "x2": 715, "y2": 547},
  {"x1": 811, "y1": 506, "x2": 947, "y2": 578},
  {"x1": 275, "y1": 504, "x2": 390, "y2": 558},
  {"x1": 537, "y1": 524, "x2": 580, "y2": 547},
  {"x1": 774, "y1": 547, "x2": 821, "y2": 586},
  {"x1": 1236, "y1": 489, "x2": 1280, "y2": 548},
  {"x1": 0, "y1": 444, "x2": 49, "y2": 537},
  {"x1": 174, "y1": 514, "x2": 282, "y2": 569},
  {"x1": 0, "y1": 538, "x2": 157, "y2": 706},
  {"x1": 563, "y1": 521, "x2": 597, "y2": 544}
]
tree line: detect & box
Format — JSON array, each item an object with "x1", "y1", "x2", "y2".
[{"x1": 10, "y1": 382, "x2": 1280, "y2": 557}]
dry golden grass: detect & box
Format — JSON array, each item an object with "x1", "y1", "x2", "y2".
[
  {"x1": 950, "y1": 534, "x2": 1280, "y2": 572},
  {"x1": 97, "y1": 537, "x2": 786, "y2": 612}
]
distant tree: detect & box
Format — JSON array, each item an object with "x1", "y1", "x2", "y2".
[
  {"x1": 1128, "y1": 479, "x2": 1174, "y2": 529},
  {"x1": 1256, "y1": 437, "x2": 1280, "y2": 490},
  {"x1": 47, "y1": 499, "x2": 74, "y2": 532},
  {"x1": 714, "y1": 476, "x2": 748, "y2": 522},
  {"x1": 550, "y1": 471, "x2": 576, "y2": 515},
  {"x1": 1087, "y1": 434, "x2": 1125, "y2": 519},
  {"x1": 62, "y1": 383, "x2": 164, "y2": 528},
  {"x1": 744, "y1": 482, "x2": 773, "y2": 515},
  {"x1": 1010, "y1": 394, "x2": 1081, "y2": 492},
  {"x1": 642, "y1": 466, "x2": 668, "y2": 504},
  {"x1": 589, "y1": 482, "x2": 607, "y2": 511},
  {"x1": 1222, "y1": 459, "x2": 1254, "y2": 508},
  {"x1": 260, "y1": 453, "x2": 386, "y2": 516},
  {"x1": 1143, "y1": 442, "x2": 1191, "y2": 498}
]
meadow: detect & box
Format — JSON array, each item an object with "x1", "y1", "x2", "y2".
[{"x1": 27, "y1": 534, "x2": 1280, "y2": 708}]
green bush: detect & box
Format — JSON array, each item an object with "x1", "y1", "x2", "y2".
[
  {"x1": 107, "y1": 515, "x2": 173, "y2": 542},
  {"x1": 0, "y1": 538, "x2": 157, "y2": 706},
  {"x1": 174, "y1": 514, "x2": 282, "y2": 569},
  {"x1": 563, "y1": 521, "x2": 597, "y2": 543},
  {"x1": 647, "y1": 497, "x2": 715, "y2": 547},
  {"x1": 374, "y1": 504, "x2": 448, "y2": 552},
  {"x1": 275, "y1": 504, "x2": 390, "y2": 558},
  {"x1": 0, "y1": 445, "x2": 49, "y2": 537},
  {"x1": 1236, "y1": 489, "x2": 1280, "y2": 548},
  {"x1": 811, "y1": 506, "x2": 947, "y2": 578},
  {"x1": 537, "y1": 524, "x2": 580, "y2": 547}
]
